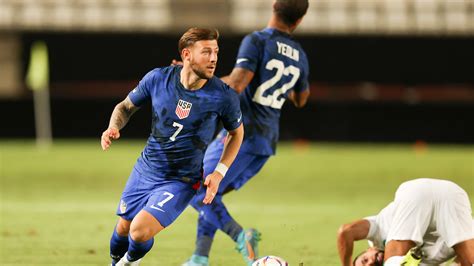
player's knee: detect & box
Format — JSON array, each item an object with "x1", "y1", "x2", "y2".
[
  {"x1": 129, "y1": 226, "x2": 154, "y2": 242},
  {"x1": 116, "y1": 218, "x2": 131, "y2": 236}
]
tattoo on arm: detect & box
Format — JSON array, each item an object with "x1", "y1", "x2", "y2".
[{"x1": 108, "y1": 97, "x2": 140, "y2": 130}]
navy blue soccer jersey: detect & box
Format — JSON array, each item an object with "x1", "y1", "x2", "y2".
[
  {"x1": 128, "y1": 65, "x2": 242, "y2": 182},
  {"x1": 235, "y1": 28, "x2": 309, "y2": 156}
]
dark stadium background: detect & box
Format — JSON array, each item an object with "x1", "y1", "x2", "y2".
[{"x1": 2, "y1": 33, "x2": 473, "y2": 143}]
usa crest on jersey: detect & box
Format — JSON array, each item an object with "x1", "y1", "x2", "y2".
[{"x1": 175, "y1": 99, "x2": 192, "y2": 119}]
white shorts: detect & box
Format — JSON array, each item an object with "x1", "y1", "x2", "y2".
[{"x1": 387, "y1": 178, "x2": 474, "y2": 247}]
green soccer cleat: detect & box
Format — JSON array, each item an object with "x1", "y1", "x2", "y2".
[
  {"x1": 181, "y1": 254, "x2": 209, "y2": 266},
  {"x1": 235, "y1": 228, "x2": 261, "y2": 266}
]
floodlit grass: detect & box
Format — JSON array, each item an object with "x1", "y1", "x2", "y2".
[{"x1": 1, "y1": 140, "x2": 473, "y2": 265}]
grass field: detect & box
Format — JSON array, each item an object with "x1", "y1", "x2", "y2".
[{"x1": 1, "y1": 140, "x2": 473, "y2": 265}]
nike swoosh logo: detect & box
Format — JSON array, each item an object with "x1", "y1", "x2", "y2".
[
  {"x1": 237, "y1": 114, "x2": 242, "y2": 123},
  {"x1": 236, "y1": 58, "x2": 249, "y2": 64},
  {"x1": 150, "y1": 205, "x2": 165, "y2": 212}
]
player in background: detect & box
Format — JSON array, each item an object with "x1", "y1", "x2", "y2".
[
  {"x1": 183, "y1": 1, "x2": 310, "y2": 265},
  {"x1": 101, "y1": 28, "x2": 244, "y2": 266},
  {"x1": 337, "y1": 178, "x2": 474, "y2": 266}
]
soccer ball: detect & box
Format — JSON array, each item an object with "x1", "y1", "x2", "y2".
[{"x1": 252, "y1": 255, "x2": 288, "y2": 266}]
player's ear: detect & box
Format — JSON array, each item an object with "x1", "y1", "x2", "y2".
[{"x1": 181, "y1": 47, "x2": 191, "y2": 62}]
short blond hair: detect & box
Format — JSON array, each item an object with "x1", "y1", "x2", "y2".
[{"x1": 178, "y1": 28, "x2": 219, "y2": 55}]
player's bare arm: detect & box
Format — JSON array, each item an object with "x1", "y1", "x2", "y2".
[
  {"x1": 288, "y1": 89, "x2": 310, "y2": 108},
  {"x1": 101, "y1": 96, "x2": 140, "y2": 150},
  {"x1": 383, "y1": 240, "x2": 415, "y2": 262},
  {"x1": 203, "y1": 123, "x2": 244, "y2": 204},
  {"x1": 222, "y1": 67, "x2": 255, "y2": 94},
  {"x1": 337, "y1": 219, "x2": 370, "y2": 266}
]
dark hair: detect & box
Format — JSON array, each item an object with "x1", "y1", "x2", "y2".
[
  {"x1": 274, "y1": 0, "x2": 309, "y2": 26},
  {"x1": 353, "y1": 251, "x2": 363, "y2": 266},
  {"x1": 178, "y1": 28, "x2": 219, "y2": 54},
  {"x1": 352, "y1": 250, "x2": 383, "y2": 266}
]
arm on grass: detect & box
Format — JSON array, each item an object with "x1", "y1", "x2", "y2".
[{"x1": 337, "y1": 219, "x2": 371, "y2": 266}]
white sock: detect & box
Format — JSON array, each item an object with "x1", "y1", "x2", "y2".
[{"x1": 384, "y1": 256, "x2": 404, "y2": 266}]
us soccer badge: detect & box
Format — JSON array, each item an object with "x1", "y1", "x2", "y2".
[
  {"x1": 120, "y1": 200, "x2": 127, "y2": 214},
  {"x1": 175, "y1": 99, "x2": 192, "y2": 119}
]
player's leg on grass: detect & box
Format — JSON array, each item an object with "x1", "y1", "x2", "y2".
[
  {"x1": 185, "y1": 191, "x2": 260, "y2": 266},
  {"x1": 116, "y1": 210, "x2": 164, "y2": 264},
  {"x1": 183, "y1": 184, "x2": 245, "y2": 266},
  {"x1": 110, "y1": 217, "x2": 132, "y2": 264}
]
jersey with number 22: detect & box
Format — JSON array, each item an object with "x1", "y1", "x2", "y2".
[{"x1": 235, "y1": 27, "x2": 309, "y2": 156}]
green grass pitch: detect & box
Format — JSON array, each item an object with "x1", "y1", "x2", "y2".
[{"x1": 1, "y1": 140, "x2": 473, "y2": 265}]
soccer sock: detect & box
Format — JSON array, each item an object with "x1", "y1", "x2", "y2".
[
  {"x1": 222, "y1": 220, "x2": 243, "y2": 242},
  {"x1": 110, "y1": 228, "x2": 129, "y2": 262},
  {"x1": 384, "y1": 256, "x2": 404, "y2": 266},
  {"x1": 127, "y1": 236, "x2": 154, "y2": 262},
  {"x1": 195, "y1": 216, "x2": 217, "y2": 257},
  {"x1": 195, "y1": 235, "x2": 214, "y2": 257}
]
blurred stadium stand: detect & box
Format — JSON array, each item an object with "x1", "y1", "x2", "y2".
[{"x1": 0, "y1": 0, "x2": 473, "y2": 142}]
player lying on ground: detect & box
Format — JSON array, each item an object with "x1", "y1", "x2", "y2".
[
  {"x1": 101, "y1": 27, "x2": 244, "y2": 266},
  {"x1": 337, "y1": 178, "x2": 474, "y2": 266}
]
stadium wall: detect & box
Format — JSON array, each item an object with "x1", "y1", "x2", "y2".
[
  {"x1": 2, "y1": 33, "x2": 473, "y2": 143},
  {"x1": 2, "y1": 99, "x2": 473, "y2": 143}
]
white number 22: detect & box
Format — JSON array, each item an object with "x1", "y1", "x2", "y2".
[
  {"x1": 252, "y1": 59, "x2": 300, "y2": 109},
  {"x1": 169, "y1": 122, "x2": 183, "y2": 141}
]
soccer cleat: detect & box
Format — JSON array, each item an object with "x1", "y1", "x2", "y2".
[
  {"x1": 181, "y1": 254, "x2": 209, "y2": 266},
  {"x1": 235, "y1": 228, "x2": 261, "y2": 266},
  {"x1": 400, "y1": 246, "x2": 423, "y2": 266},
  {"x1": 115, "y1": 252, "x2": 142, "y2": 266}
]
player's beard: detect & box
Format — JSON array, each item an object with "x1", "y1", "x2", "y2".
[
  {"x1": 190, "y1": 60, "x2": 214, "y2": 80},
  {"x1": 374, "y1": 251, "x2": 384, "y2": 266}
]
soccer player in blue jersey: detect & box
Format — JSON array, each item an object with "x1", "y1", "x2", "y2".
[
  {"x1": 101, "y1": 28, "x2": 244, "y2": 266},
  {"x1": 182, "y1": 1, "x2": 310, "y2": 265}
]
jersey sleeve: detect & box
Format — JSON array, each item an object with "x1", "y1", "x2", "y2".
[
  {"x1": 364, "y1": 216, "x2": 378, "y2": 240},
  {"x1": 294, "y1": 50, "x2": 310, "y2": 93},
  {"x1": 234, "y1": 33, "x2": 262, "y2": 72},
  {"x1": 221, "y1": 89, "x2": 242, "y2": 131},
  {"x1": 128, "y1": 69, "x2": 157, "y2": 106}
]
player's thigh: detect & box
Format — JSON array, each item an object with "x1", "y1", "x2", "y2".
[
  {"x1": 129, "y1": 209, "x2": 165, "y2": 242},
  {"x1": 115, "y1": 167, "x2": 154, "y2": 221},
  {"x1": 143, "y1": 180, "x2": 196, "y2": 228},
  {"x1": 389, "y1": 184, "x2": 434, "y2": 245},
  {"x1": 436, "y1": 185, "x2": 474, "y2": 248},
  {"x1": 227, "y1": 154, "x2": 269, "y2": 191},
  {"x1": 384, "y1": 240, "x2": 415, "y2": 259},
  {"x1": 202, "y1": 137, "x2": 247, "y2": 192},
  {"x1": 452, "y1": 238, "x2": 474, "y2": 264}
]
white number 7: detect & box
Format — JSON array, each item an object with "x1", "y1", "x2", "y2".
[
  {"x1": 157, "y1": 192, "x2": 174, "y2": 207},
  {"x1": 170, "y1": 122, "x2": 183, "y2": 141}
]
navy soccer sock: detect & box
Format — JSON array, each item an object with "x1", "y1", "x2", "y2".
[
  {"x1": 222, "y1": 219, "x2": 243, "y2": 242},
  {"x1": 127, "y1": 236, "x2": 154, "y2": 261},
  {"x1": 195, "y1": 216, "x2": 218, "y2": 257},
  {"x1": 110, "y1": 228, "x2": 129, "y2": 263}
]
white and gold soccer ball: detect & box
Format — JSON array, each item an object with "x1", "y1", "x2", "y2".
[{"x1": 252, "y1": 255, "x2": 288, "y2": 266}]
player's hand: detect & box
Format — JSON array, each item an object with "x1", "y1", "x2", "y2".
[
  {"x1": 202, "y1": 171, "x2": 223, "y2": 204},
  {"x1": 170, "y1": 59, "x2": 183, "y2": 66},
  {"x1": 101, "y1": 127, "x2": 120, "y2": 151}
]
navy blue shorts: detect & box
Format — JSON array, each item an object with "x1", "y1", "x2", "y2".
[
  {"x1": 116, "y1": 167, "x2": 198, "y2": 227},
  {"x1": 203, "y1": 134, "x2": 269, "y2": 193}
]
